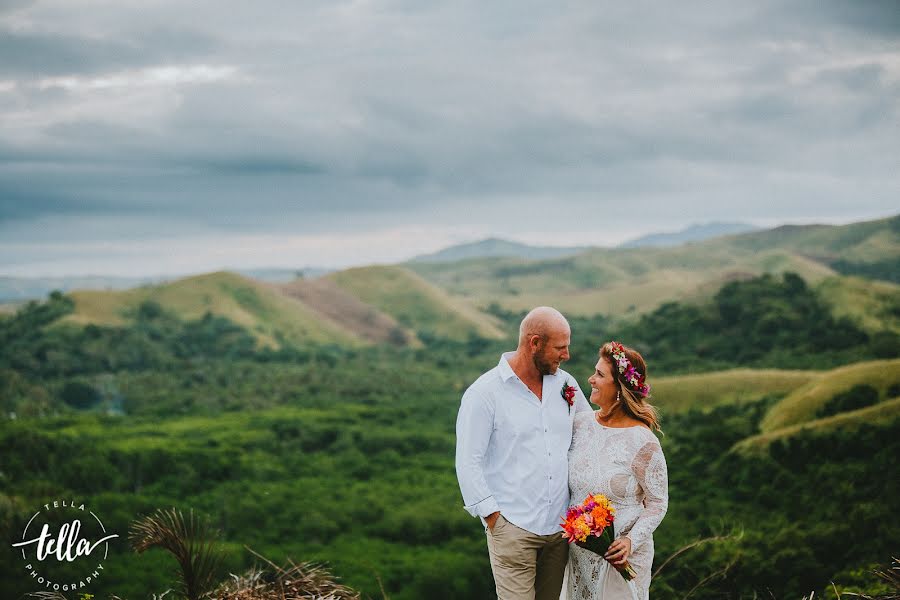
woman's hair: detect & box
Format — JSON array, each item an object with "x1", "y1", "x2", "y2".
[{"x1": 599, "y1": 341, "x2": 662, "y2": 433}]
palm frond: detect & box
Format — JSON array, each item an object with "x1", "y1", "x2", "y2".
[
  {"x1": 25, "y1": 593, "x2": 70, "y2": 600},
  {"x1": 129, "y1": 507, "x2": 224, "y2": 600},
  {"x1": 211, "y1": 546, "x2": 361, "y2": 600},
  {"x1": 874, "y1": 557, "x2": 900, "y2": 593}
]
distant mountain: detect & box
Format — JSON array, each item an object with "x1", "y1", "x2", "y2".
[
  {"x1": 409, "y1": 237, "x2": 589, "y2": 263},
  {"x1": 408, "y1": 214, "x2": 900, "y2": 318},
  {"x1": 619, "y1": 222, "x2": 761, "y2": 248}
]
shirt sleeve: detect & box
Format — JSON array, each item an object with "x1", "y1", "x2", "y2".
[
  {"x1": 455, "y1": 386, "x2": 501, "y2": 518},
  {"x1": 624, "y1": 438, "x2": 669, "y2": 549}
]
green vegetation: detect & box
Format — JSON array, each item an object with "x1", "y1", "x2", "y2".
[
  {"x1": 736, "y1": 396, "x2": 900, "y2": 453},
  {"x1": 760, "y1": 359, "x2": 900, "y2": 432},
  {"x1": 655, "y1": 396, "x2": 900, "y2": 597},
  {"x1": 616, "y1": 273, "x2": 897, "y2": 374},
  {"x1": 816, "y1": 384, "x2": 882, "y2": 418},
  {"x1": 815, "y1": 275, "x2": 900, "y2": 335},
  {"x1": 649, "y1": 369, "x2": 818, "y2": 414},
  {"x1": 1, "y1": 265, "x2": 897, "y2": 599},
  {"x1": 60, "y1": 271, "x2": 362, "y2": 349},
  {"x1": 410, "y1": 215, "x2": 899, "y2": 318}
]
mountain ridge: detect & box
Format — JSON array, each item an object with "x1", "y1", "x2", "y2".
[
  {"x1": 618, "y1": 221, "x2": 760, "y2": 248},
  {"x1": 409, "y1": 237, "x2": 590, "y2": 263}
]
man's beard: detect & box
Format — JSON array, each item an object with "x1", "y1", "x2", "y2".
[{"x1": 533, "y1": 351, "x2": 556, "y2": 376}]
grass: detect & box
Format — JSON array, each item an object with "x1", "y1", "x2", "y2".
[
  {"x1": 760, "y1": 358, "x2": 900, "y2": 433},
  {"x1": 408, "y1": 216, "x2": 898, "y2": 317},
  {"x1": 734, "y1": 396, "x2": 900, "y2": 453},
  {"x1": 57, "y1": 271, "x2": 362, "y2": 349},
  {"x1": 326, "y1": 265, "x2": 505, "y2": 340},
  {"x1": 410, "y1": 244, "x2": 840, "y2": 319},
  {"x1": 816, "y1": 275, "x2": 900, "y2": 334},
  {"x1": 278, "y1": 277, "x2": 419, "y2": 346},
  {"x1": 650, "y1": 369, "x2": 819, "y2": 414}
]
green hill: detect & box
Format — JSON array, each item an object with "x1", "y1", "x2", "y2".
[
  {"x1": 815, "y1": 275, "x2": 900, "y2": 334},
  {"x1": 326, "y1": 265, "x2": 506, "y2": 340},
  {"x1": 651, "y1": 369, "x2": 818, "y2": 414},
  {"x1": 408, "y1": 215, "x2": 899, "y2": 318},
  {"x1": 278, "y1": 277, "x2": 417, "y2": 346},
  {"x1": 640, "y1": 359, "x2": 900, "y2": 455},
  {"x1": 759, "y1": 358, "x2": 900, "y2": 433},
  {"x1": 59, "y1": 271, "x2": 362, "y2": 349},
  {"x1": 735, "y1": 396, "x2": 900, "y2": 453}
]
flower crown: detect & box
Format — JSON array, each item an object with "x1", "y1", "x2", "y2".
[{"x1": 608, "y1": 341, "x2": 651, "y2": 398}]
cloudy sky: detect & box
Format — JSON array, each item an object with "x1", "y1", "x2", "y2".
[{"x1": 1, "y1": 0, "x2": 898, "y2": 277}]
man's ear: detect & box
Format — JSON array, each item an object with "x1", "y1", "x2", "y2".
[{"x1": 529, "y1": 334, "x2": 543, "y2": 352}]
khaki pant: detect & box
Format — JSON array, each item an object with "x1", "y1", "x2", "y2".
[{"x1": 485, "y1": 515, "x2": 569, "y2": 600}]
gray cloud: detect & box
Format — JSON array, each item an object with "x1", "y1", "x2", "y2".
[
  {"x1": 0, "y1": 26, "x2": 219, "y2": 77},
  {"x1": 0, "y1": 0, "x2": 898, "y2": 274}
]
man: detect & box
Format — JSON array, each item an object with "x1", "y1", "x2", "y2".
[{"x1": 456, "y1": 306, "x2": 591, "y2": 600}]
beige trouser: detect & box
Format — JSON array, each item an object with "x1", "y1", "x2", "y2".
[{"x1": 485, "y1": 514, "x2": 569, "y2": 600}]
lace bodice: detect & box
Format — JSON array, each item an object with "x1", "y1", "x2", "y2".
[{"x1": 565, "y1": 411, "x2": 669, "y2": 599}]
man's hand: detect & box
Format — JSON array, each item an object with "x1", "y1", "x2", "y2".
[
  {"x1": 604, "y1": 536, "x2": 631, "y2": 567},
  {"x1": 485, "y1": 511, "x2": 501, "y2": 531}
]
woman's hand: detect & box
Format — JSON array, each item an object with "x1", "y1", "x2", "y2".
[{"x1": 604, "y1": 536, "x2": 631, "y2": 567}]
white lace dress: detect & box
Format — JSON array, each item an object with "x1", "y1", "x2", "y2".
[{"x1": 564, "y1": 411, "x2": 669, "y2": 600}]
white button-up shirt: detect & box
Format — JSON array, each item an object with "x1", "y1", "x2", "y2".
[{"x1": 455, "y1": 351, "x2": 591, "y2": 535}]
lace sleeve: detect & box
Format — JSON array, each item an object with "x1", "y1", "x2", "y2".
[{"x1": 624, "y1": 438, "x2": 668, "y2": 550}]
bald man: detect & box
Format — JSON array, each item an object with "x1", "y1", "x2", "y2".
[{"x1": 456, "y1": 306, "x2": 592, "y2": 600}]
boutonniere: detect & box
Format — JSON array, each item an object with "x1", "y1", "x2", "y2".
[{"x1": 561, "y1": 379, "x2": 576, "y2": 413}]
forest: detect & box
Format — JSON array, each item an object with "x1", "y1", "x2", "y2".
[{"x1": 1, "y1": 272, "x2": 898, "y2": 599}]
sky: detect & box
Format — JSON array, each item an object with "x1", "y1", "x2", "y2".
[{"x1": 1, "y1": 0, "x2": 898, "y2": 277}]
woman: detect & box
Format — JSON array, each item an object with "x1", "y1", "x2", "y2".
[{"x1": 565, "y1": 341, "x2": 668, "y2": 600}]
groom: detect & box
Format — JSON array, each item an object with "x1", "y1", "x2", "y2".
[{"x1": 456, "y1": 306, "x2": 591, "y2": 600}]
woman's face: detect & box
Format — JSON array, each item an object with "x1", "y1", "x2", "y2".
[{"x1": 587, "y1": 356, "x2": 619, "y2": 408}]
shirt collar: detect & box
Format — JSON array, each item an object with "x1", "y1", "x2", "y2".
[{"x1": 498, "y1": 351, "x2": 518, "y2": 382}]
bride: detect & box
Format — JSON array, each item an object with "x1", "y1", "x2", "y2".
[{"x1": 564, "y1": 341, "x2": 669, "y2": 600}]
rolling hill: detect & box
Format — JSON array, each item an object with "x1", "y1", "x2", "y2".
[
  {"x1": 618, "y1": 221, "x2": 760, "y2": 248},
  {"x1": 277, "y1": 277, "x2": 417, "y2": 346},
  {"x1": 410, "y1": 237, "x2": 589, "y2": 263},
  {"x1": 57, "y1": 271, "x2": 363, "y2": 349},
  {"x1": 326, "y1": 265, "x2": 506, "y2": 341},
  {"x1": 759, "y1": 358, "x2": 900, "y2": 433},
  {"x1": 407, "y1": 214, "x2": 899, "y2": 318},
  {"x1": 650, "y1": 369, "x2": 819, "y2": 414},
  {"x1": 815, "y1": 275, "x2": 900, "y2": 334},
  {"x1": 648, "y1": 361, "x2": 900, "y2": 455},
  {"x1": 734, "y1": 396, "x2": 900, "y2": 453},
  {"x1": 34, "y1": 267, "x2": 512, "y2": 349}
]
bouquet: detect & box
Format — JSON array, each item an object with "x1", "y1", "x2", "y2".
[{"x1": 560, "y1": 493, "x2": 636, "y2": 581}]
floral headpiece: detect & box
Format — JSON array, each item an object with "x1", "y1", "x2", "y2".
[{"x1": 608, "y1": 341, "x2": 651, "y2": 398}]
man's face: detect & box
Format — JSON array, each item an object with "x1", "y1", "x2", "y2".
[{"x1": 532, "y1": 328, "x2": 571, "y2": 376}]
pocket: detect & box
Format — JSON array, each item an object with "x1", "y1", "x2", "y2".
[{"x1": 488, "y1": 514, "x2": 507, "y2": 536}]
